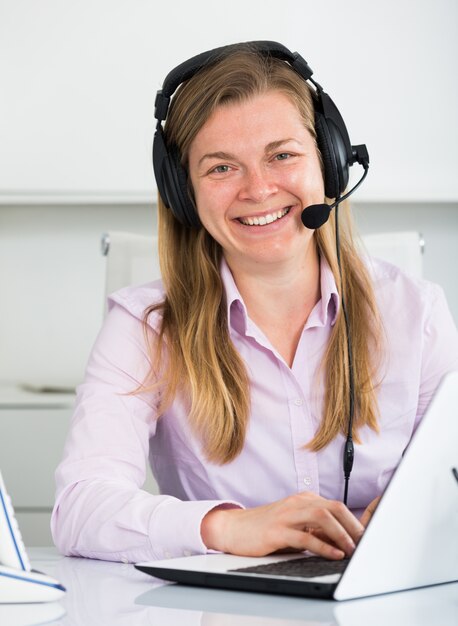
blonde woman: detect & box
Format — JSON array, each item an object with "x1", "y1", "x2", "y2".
[{"x1": 52, "y1": 42, "x2": 458, "y2": 563}]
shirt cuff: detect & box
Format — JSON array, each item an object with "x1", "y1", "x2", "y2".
[{"x1": 148, "y1": 498, "x2": 243, "y2": 560}]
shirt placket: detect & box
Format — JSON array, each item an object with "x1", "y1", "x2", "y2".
[{"x1": 280, "y1": 360, "x2": 320, "y2": 497}]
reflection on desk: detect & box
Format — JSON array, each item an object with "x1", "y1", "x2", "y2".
[{"x1": 12, "y1": 548, "x2": 457, "y2": 626}]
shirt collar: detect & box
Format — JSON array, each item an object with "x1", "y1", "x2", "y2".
[
  {"x1": 220, "y1": 257, "x2": 250, "y2": 336},
  {"x1": 315, "y1": 255, "x2": 340, "y2": 328},
  {"x1": 220, "y1": 254, "x2": 341, "y2": 336}
]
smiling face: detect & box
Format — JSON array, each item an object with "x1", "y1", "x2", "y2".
[{"x1": 188, "y1": 90, "x2": 325, "y2": 275}]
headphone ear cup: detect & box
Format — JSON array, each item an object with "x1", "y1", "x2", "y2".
[
  {"x1": 153, "y1": 126, "x2": 171, "y2": 208},
  {"x1": 171, "y1": 148, "x2": 201, "y2": 229},
  {"x1": 314, "y1": 91, "x2": 352, "y2": 200},
  {"x1": 153, "y1": 126, "x2": 200, "y2": 228},
  {"x1": 164, "y1": 145, "x2": 190, "y2": 225},
  {"x1": 315, "y1": 111, "x2": 340, "y2": 200}
]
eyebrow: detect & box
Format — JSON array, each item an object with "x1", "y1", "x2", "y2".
[
  {"x1": 265, "y1": 138, "x2": 298, "y2": 152},
  {"x1": 198, "y1": 151, "x2": 235, "y2": 167},
  {"x1": 197, "y1": 138, "x2": 301, "y2": 167}
]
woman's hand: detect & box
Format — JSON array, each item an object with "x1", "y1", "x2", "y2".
[
  {"x1": 360, "y1": 496, "x2": 381, "y2": 528},
  {"x1": 201, "y1": 492, "x2": 365, "y2": 560}
]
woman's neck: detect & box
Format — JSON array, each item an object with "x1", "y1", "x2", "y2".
[{"x1": 225, "y1": 242, "x2": 321, "y2": 367}]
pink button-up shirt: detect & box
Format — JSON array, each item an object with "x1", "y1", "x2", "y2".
[{"x1": 51, "y1": 257, "x2": 458, "y2": 563}]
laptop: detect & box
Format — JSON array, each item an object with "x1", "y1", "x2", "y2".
[{"x1": 136, "y1": 370, "x2": 458, "y2": 601}]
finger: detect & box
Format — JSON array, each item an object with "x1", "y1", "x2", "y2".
[
  {"x1": 360, "y1": 511, "x2": 370, "y2": 528},
  {"x1": 285, "y1": 506, "x2": 355, "y2": 556},
  {"x1": 296, "y1": 493, "x2": 365, "y2": 544},
  {"x1": 304, "y1": 508, "x2": 357, "y2": 556},
  {"x1": 285, "y1": 528, "x2": 345, "y2": 560},
  {"x1": 360, "y1": 496, "x2": 381, "y2": 528},
  {"x1": 303, "y1": 527, "x2": 337, "y2": 546},
  {"x1": 290, "y1": 503, "x2": 360, "y2": 554},
  {"x1": 288, "y1": 497, "x2": 364, "y2": 555},
  {"x1": 324, "y1": 500, "x2": 365, "y2": 544}
]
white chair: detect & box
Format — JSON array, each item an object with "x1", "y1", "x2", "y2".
[
  {"x1": 101, "y1": 231, "x2": 161, "y2": 495},
  {"x1": 360, "y1": 231, "x2": 424, "y2": 278},
  {"x1": 101, "y1": 230, "x2": 425, "y2": 296},
  {"x1": 101, "y1": 231, "x2": 161, "y2": 312}
]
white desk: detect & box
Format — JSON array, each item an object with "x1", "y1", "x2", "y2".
[{"x1": 1, "y1": 548, "x2": 457, "y2": 626}]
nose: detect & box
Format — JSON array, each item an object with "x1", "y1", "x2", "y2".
[{"x1": 238, "y1": 167, "x2": 278, "y2": 203}]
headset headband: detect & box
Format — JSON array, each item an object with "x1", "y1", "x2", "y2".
[
  {"x1": 153, "y1": 41, "x2": 365, "y2": 228},
  {"x1": 155, "y1": 41, "x2": 315, "y2": 122}
]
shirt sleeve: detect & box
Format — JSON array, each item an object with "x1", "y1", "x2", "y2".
[
  {"x1": 415, "y1": 283, "x2": 458, "y2": 426},
  {"x1": 51, "y1": 301, "x2": 242, "y2": 563}
]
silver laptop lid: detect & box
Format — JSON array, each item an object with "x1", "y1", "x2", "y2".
[{"x1": 335, "y1": 370, "x2": 458, "y2": 599}]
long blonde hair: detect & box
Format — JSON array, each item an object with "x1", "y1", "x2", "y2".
[{"x1": 144, "y1": 47, "x2": 383, "y2": 463}]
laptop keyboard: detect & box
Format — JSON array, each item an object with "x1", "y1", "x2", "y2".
[{"x1": 230, "y1": 556, "x2": 350, "y2": 579}]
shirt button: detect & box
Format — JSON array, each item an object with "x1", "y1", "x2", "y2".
[
  {"x1": 294, "y1": 398, "x2": 303, "y2": 406},
  {"x1": 303, "y1": 476, "x2": 312, "y2": 487},
  {"x1": 183, "y1": 550, "x2": 192, "y2": 557},
  {"x1": 164, "y1": 550, "x2": 172, "y2": 559},
  {"x1": 121, "y1": 556, "x2": 129, "y2": 564}
]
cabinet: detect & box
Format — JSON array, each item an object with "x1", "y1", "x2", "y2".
[{"x1": 0, "y1": 387, "x2": 74, "y2": 546}]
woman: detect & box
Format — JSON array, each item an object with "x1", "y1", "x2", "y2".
[{"x1": 52, "y1": 42, "x2": 458, "y2": 564}]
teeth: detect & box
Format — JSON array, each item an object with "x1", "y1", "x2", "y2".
[{"x1": 239, "y1": 207, "x2": 290, "y2": 226}]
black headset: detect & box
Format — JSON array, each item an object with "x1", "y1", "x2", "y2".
[{"x1": 153, "y1": 40, "x2": 368, "y2": 229}]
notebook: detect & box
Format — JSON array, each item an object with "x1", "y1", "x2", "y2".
[
  {"x1": 0, "y1": 470, "x2": 66, "y2": 603},
  {"x1": 136, "y1": 370, "x2": 458, "y2": 601}
]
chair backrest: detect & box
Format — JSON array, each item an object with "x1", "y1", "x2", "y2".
[
  {"x1": 101, "y1": 229, "x2": 424, "y2": 306},
  {"x1": 360, "y1": 231, "x2": 424, "y2": 279},
  {"x1": 101, "y1": 231, "x2": 162, "y2": 495},
  {"x1": 101, "y1": 231, "x2": 160, "y2": 310}
]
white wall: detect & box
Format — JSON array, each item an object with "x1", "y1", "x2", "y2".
[
  {"x1": 1, "y1": 0, "x2": 457, "y2": 388},
  {"x1": 1, "y1": 0, "x2": 457, "y2": 201},
  {"x1": 0, "y1": 204, "x2": 154, "y2": 386}
]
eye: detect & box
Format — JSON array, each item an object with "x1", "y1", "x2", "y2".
[
  {"x1": 274, "y1": 152, "x2": 292, "y2": 161},
  {"x1": 210, "y1": 164, "x2": 231, "y2": 174}
]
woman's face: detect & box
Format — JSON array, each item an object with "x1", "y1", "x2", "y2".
[{"x1": 188, "y1": 90, "x2": 325, "y2": 272}]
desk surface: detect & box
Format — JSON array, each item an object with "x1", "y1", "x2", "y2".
[{"x1": 2, "y1": 548, "x2": 457, "y2": 626}]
